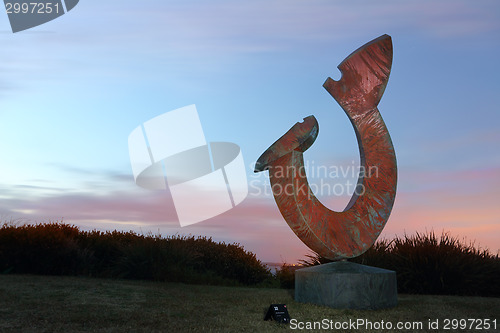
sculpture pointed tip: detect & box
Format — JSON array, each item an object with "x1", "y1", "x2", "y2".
[{"x1": 254, "y1": 116, "x2": 318, "y2": 173}]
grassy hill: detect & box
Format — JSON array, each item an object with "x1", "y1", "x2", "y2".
[
  {"x1": 0, "y1": 274, "x2": 499, "y2": 332},
  {"x1": 1, "y1": 222, "x2": 499, "y2": 331}
]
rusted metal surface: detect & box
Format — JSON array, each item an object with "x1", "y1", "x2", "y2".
[
  {"x1": 255, "y1": 35, "x2": 397, "y2": 260},
  {"x1": 255, "y1": 115, "x2": 318, "y2": 172}
]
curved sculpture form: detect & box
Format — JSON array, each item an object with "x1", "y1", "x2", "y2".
[{"x1": 255, "y1": 35, "x2": 397, "y2": 260}]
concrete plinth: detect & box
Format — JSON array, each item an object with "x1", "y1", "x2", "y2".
[{"x1": 295, "y1": 261, "x2": 397, "y2": 310}]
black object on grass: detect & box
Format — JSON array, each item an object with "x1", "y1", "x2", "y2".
[{"x1": 264, "y1": 304, "x2": 290, "y2": 324}]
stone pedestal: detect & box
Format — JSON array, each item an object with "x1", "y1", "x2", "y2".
[{"x1": 295, "y1": 261, "x2": 397, "y2": 310}]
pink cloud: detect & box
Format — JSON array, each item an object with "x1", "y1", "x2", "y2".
[
  {"x1": 3, "y1": 165, "x2": 499, "y2": 262},
  {"x1": 381, "y1": 167, "x2": 500, "y2": 254}
]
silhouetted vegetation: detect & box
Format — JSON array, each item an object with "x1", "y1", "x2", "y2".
[
  {"x1": 2, "y1": 222, "x2": 499, "y2": 296},
  {"x1": 274, "y1": 264, "x2": 299, "y2": 289},
  {"x1": 289, "y1": 231, "x2": 500, "y2": 297},
  {"x1": 0, "y1": 222, "x2": 272, "y2": 286}
]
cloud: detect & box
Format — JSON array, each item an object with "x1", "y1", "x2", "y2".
[
  {"x1": 381, "y1": 166, "x2": 500, "y2": 254},
  {"x1": 3, "y1": 164, "x2": 499, "y2": 261},
  {"x1": 26, "y1": 0, "x2": 499, "y2": 59},
  {"x1": 1, "y1": 1, "x2": 499, "y2": 263},
  {"x1": 139, "y1": 0, "x2": 500, "y2": 51}
]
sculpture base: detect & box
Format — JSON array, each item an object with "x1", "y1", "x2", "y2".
[{"x1": 295, "y1": 261, "x2": 397, "y2": 310}]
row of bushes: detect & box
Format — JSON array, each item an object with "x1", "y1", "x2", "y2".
[
  {"x1": 278, "y1": 231, "x2": 500, "y2": 297},
  {"x1": 2, "y1": 222, "x2": 498, "y2": 296},
  {"x1": 0, "y1": 222, "x2": 272, "y2": 286}
]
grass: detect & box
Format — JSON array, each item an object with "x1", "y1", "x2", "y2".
[{"x1": 0, "y1": 274, "x2": 499, "y2": 332}]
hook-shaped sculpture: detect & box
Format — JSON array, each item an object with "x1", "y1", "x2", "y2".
[{"x1": 255, "y1": 35, "x2": 397, "y2": 260}]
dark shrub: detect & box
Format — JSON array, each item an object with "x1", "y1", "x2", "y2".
[
  {"x1": 298, "y1": 231, "x2": 500, "y2": 297},
  {"x1": 275, "y1": 264, "x2": 298, "y2": 289},
  {"x1": 0, "y1": 222, "x2": 82, "y2": 275},
  {"x1": 0, "y1": 222, "x2": 272, "y2": 286}
]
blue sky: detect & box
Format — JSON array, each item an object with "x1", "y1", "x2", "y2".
[{"x1": 1, "y1": 0, "x2": 499, "y2": 262}]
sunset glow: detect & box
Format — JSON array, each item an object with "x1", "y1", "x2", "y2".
[{"x1": 1, "y1": 0, "x2": 499, "y2": 263}]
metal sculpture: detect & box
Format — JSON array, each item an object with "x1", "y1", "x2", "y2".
[{"x1": 255, "y1": 35, "x2": 397, "y2": 260}]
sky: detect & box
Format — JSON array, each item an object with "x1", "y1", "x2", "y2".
[{"x1": 0, "y1": 0, "x2": 499, "y2": 263}]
